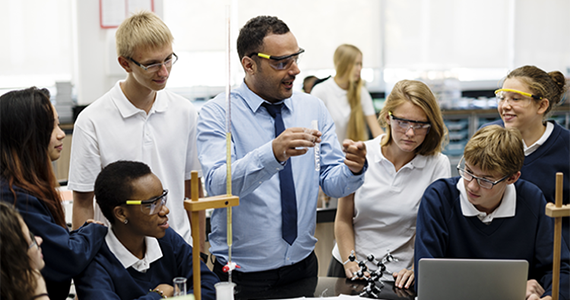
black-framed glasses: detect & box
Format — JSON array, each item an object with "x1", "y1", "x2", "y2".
[
  {"x1": 129, "y1": 53, "x2": 178, "y2": 72},
  {"x1": 28, "y1": 230, "x2": 38, "y2": 249},
  {"x1": 126, "y1": 189, "x2": 168, "y2": 215},
  {"x1": 456, "y1": 157, "x2": 508, "y2": 190},
  {"x1": 388, "y1": 111, "x2": 431, "y2": 135},
  {"x1": 248, "y1": 48, "x2": 305, "y2": 70}
]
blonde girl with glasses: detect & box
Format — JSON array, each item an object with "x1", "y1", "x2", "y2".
[
  {"x1": 330, "y1": 80, "x2": 449, "y2": 289},
  {"x1": 482, "y1": 65, "x2": 569, "y2": 249},
  {"x1": 311, "y1": 44, "x2": 384, "y2": 142}
]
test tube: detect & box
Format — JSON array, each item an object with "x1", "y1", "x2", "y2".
[
  {"x1": 312, "y1": 120, "x2": 320, "y2": 172},
  {"x1": 173, "y1": 277, "x2": 187, "y2": 297}
]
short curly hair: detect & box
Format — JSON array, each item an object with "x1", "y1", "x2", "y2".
[
  {"x1": 94, "y1": 160, "x2": 153, "y2": 224},
  {"x1": 236, "y1": 16, "x2": 289, "y2": 60}
]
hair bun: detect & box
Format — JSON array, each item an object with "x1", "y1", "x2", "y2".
[{"x1": 548, "y1": 71, "x2": 566, "y2": 92}]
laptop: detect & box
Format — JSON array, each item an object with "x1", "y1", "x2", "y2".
[{"x1": 417, "y1": 258, "x2": 528, "y2": 300}]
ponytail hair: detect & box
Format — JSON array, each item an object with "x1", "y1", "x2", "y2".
[
  {"x1": 334, "y1": 44, "x2": 367, "y2": 141},
  {"x1": 506, "y1": 65, "x2": 568, "y2": 119}
]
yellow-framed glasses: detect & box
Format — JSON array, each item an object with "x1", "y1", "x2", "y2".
[
  {"x1": 494, "y1": 88, "x2": 542, "y2": 100},
  {"x1": 495, "y1": 88, "x2": 542, "y2": 107},
  {"x1": 249, "y1": 48, "x2": 305, "y2": 70},
  {"x1": 125, "y1": 189, "x2": 168, "y2": 215}
]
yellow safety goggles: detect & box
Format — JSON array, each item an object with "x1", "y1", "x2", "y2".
[
  {"x1": 494, "y1": 88, "x2": 542, "y2": 100},
  {"x1": 125, "y1": 189, "x2": 168, "y2": 215}
]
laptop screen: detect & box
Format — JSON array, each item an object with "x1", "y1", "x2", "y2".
[{"x1": 418, "y1": 258, "x2": 528, "y2": 300}]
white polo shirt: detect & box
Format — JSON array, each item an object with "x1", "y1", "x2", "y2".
[
  {"x1": 68, "y1": 81, "x2": 201, "y2": 243},
  {"x1": 331, "y1": 135, "x2": 451, "y2": 281}
]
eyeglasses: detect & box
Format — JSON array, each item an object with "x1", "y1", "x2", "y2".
[
  {"x1": 126, "y1": 190, "x2": 168, "y2": 215},
  {"x1": 494, "y1": 88, "x2": 542, "y2": 107},
  {"x1": 28, "y1": 230, "x2": 38, "y2": 249},
  {"x1": 388, "y1": 111, "x2": 431, "y2": 135},
  {"x1": 456, "y1": 157, "x2": 508, "y2": 190},
  {"x1": 249, "y1": 48, "x2": 305, "y2": 70},
  {"x1": 129, "y1": 53, "x2": 178, "y2": 72}
]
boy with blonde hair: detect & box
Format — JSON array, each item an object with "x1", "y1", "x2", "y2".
[
  {"x1": 69, "y1": 11, "x2": 205, "y2": 252},
  {"x1": 415, "y1": 125, "x2": 570, "y2": 299}
]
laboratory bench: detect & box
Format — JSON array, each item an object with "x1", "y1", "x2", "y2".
[{"x1": 230, "y1": 276, "x2": 415, "y2": 299}]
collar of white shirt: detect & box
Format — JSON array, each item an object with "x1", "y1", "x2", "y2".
[
  {"x1": 524, "y1": 121, "x2": 553, "y2": 156},
  {"x1": 457, "y1": 178, "x2": 516, "y2": 224},
  {"x1": 112, "y1": 81, "x2": 169, "y2": 119},
  {"x1": 105, "y1": 228, "x2": 163, "y2": 273}
]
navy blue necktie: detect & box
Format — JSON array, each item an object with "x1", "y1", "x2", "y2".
[{"x1": 263, "y1": 102, "x2": 298, "y2": 245}]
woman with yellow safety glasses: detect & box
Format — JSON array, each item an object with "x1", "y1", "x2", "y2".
[{"x1": 482, "y1": 65, "x2": 569, "y2": 250}]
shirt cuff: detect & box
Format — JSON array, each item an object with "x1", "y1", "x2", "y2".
[{"x1": 259, "y1": 141, "x2": 285, "y2": 173}]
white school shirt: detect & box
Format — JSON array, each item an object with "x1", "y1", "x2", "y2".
[
  {"x1": 311, "y1": 78, "x2": 376, "y2": 142},
  {"x1": 331, "y1": 135, "x2": 451, "y2": 281},
  {"x1": 105, "y1": 228, "x2": 162, "y2": 273},
  {"x1": 458, "y1": 179, "x2": 516, "y2": 224},
  {"x1": 524, "y1": 122, "x2": 553, "y2": 156},
  {"x1": 68, "y1": 81, "x2": 202, "y2": 243}
]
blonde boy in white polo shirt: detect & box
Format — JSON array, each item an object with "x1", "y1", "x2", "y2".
[{"x1": 68, "y1": 11, "x2": 205, "y2": 252}]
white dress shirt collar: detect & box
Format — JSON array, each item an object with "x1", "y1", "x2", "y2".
[
  {"x1": 457, "y1": 178, "x2": 516, "y2": 224},
  {"x1": 105, "y1": 228, "x2": 163, "y2": 273},
  {"x1": 524, "y1": 121, "x2": 553, "y2": 156}
]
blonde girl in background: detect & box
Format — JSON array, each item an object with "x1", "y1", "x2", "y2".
[{"x1": 312, "y1": 44, "x2": 384, "y2": 142}]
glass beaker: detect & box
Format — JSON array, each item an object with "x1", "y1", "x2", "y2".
[{"x1": 173, "y1": 277, "x2": 187, "y2": 296}]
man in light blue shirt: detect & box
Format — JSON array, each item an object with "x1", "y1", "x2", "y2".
[{"x1": 197, "y1": 16, "x2": 368, "y2": 298}]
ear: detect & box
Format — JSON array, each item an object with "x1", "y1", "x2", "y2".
[
  {"x1": 384, "y1": 112, "x2": 391, "y2": 124},
  {"x1": 113, "y1": 205, "x2": 128, "y2": 224},
  {"x1": 118, "y1": 56, "x2": 132, "y2": 73},
  {"x1": 241, "y1": 56, "x2": 256, "y2": 75},
  {"x1": 536, "y1": 98, "x2": 550, "y2": 115},
  {"x1": 506, "y1": 171, "x2": 521, "y2": 184}
]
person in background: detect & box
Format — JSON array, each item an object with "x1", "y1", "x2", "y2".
[
  {"x1": 1, "y1": 202, "x2": 49, "y2": 300},
  {"x1": 311, "y1": 44, "x2": 384, "y2": 143},
  {"x1": 0, "y1": 87, "x2": 106, "y2": 300},
  {"x1": 415, "y1": 125, "x2": 570, "y2": 300},
  {"x1": 303, "y1": 75, "x2": 318, "y2": 93},
  {"x1": 197, "y1": 15, "x2": 367, "y2": 299},
  {"x1": 68, "y1": 11, "x2": 206, "y2": 255},
  {"x1": 302, "y1": 75, "x2": 329, "y2": 93},
  {"x1": 482, "y1": 65, "x2": 569, "y2": 249},
  {"x1": 75, "y1": 161, "x2": 218, "y2": 300},
  {"x1": 330, "y1": 80, "x2": 450, "y2": 290}
]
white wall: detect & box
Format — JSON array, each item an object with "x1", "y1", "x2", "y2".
[
  {"x1": 73, "y1": 0, "x2": 164, "y2": 105},
  {"x1": 1, "y1": 0, "x2": 569, "y2": 101}
]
